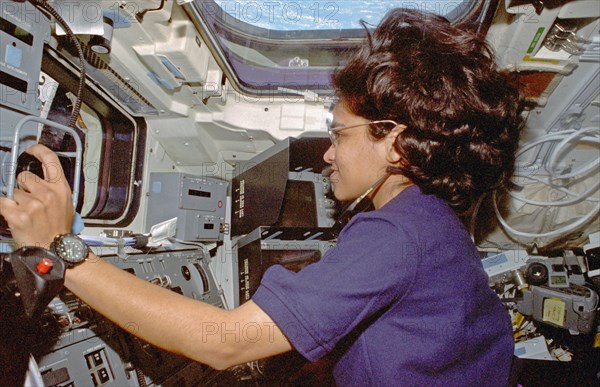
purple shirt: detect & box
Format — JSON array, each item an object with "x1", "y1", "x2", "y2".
[{"x1": 253, "y1": 185, "x2": 513, "y2": 385}]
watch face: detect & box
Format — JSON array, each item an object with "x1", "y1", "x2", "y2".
[{"x1": 55, "y1": 234, "x2": 88, "y2": 264}]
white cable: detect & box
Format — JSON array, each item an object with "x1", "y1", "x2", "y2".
[
  {"x1": 509, "y1": 175, "x2": 600, "y2": 206},
  {"x1": 550, "y1": 150, "x2": 599, "y2": 180},
  {"x1": 511, "y1": 130, "x2": 600, "y2": 205},
  {"x1": 515, "y1": 131, "x2": 598, "y2": 180},
  {"x1": 515, "y1": 130, "x2": 576, "y2": 158},
  {"x1": 493, "y1": 189, "x2": 600, "y2": 239},
  {"x1": 512, "y1": 130, "x2": 576, "y2": 180},
  {"x1": 513, "y1": 173, "x2": 597, "y2": 198},
  {"x1": 80, "y1": 235, "x2": 136, "y2": 246},
  {"x1": 545, "y1": 127, "x2": 600, "y2": 179},
  {"x1": 169, "y1": 238, "x2": 208, "y2": 250},
  {"x1": 494, "y1": 127, "x2": 600, "y2": 240}
]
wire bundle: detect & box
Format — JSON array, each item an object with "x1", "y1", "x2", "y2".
[{"x1": 494, "y1": 126, "x2": 600, "y2": 244}]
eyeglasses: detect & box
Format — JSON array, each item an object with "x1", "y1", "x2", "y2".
[{"x1": 327, "y1": 120, "x2": 398, "y2": 145}]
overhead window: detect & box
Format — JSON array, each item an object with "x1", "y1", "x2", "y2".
[
  {"x1": 185, "y1": 0, "x2": 482, "y2": 96},
  {"x1": 218, "y1": 0, "x2": 471, "y2": 31}
]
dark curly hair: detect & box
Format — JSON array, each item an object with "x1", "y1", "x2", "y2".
[{"x1": 333, "y1": 9, "x2": 524, "y2": 212}]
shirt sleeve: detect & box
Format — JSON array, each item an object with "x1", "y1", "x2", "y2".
[{"x1": 252, "y1": 214, "x2": 419, "y2": 361}]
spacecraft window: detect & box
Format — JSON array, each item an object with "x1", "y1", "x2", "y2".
[
  {"x1": 189, "y1": 0, "x2": 481, "y2": 94},
  {"x1": 216, "y1": 0, "x2": 471, "y2": 31},
  {"x1": 34, "y1": 53, "x2": 145, "y2": 227}
]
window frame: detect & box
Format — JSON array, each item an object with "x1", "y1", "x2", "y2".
[
  {"x1": 183, "y1": 0, "x2": 496, "y2": 97},
  {"x1": 40, "y1": 46, "x2": 145, "y2": 227}
]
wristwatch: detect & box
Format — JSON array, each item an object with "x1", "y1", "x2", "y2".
[{"x1": 51, "y1": 233, "x2": 90, "y2": 267}]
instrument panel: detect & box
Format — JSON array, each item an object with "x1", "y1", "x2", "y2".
[{"x1": 33, "y1": 249, "x2": 225, "y2": 387}]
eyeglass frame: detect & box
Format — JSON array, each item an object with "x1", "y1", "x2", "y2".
[{"x1": 327, "y1": 120, "x2": 399, "y2": 145}]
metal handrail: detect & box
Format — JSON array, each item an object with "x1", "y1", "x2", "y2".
[{"x1": 7, "y1": 116, "x2": 83, "y2": 208}]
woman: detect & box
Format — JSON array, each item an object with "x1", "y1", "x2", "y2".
[
  {"x1": 1, "y1": 8, "x2": 523, "y2": 386},
  {"x1": 252, "y1": 9, "x2": 523, "y2": 384}
]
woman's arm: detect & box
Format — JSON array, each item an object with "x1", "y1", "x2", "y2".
[
  {"x1": 0, "y1": 144, "x2": 292, "y2": 370},
  {"x1": 66, "y1": 256, "x2": 292, "y2": 370}
]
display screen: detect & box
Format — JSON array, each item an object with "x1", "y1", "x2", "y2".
[
  {"x1": 278, "y1": 181, "x2": 317, "y2": 227},
  {"x1": 550, "y1": 275, "x2": 567, "y2": 285},
  {"x1": 189, "y1": 189, "x2": 211, "y2": 198},
  {"x1": 586, "y1": 247, "x2": 600, "y2": 272}
]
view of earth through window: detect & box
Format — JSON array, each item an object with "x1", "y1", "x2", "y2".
[{"x1": 216, "y1": 0, "x2": 471, "y2": 30}]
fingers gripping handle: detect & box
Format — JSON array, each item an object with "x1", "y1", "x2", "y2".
[{"x1": 7, "y1": 116, "x2": 83, "y2": 208}]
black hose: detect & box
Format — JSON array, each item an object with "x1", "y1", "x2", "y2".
[{"x1": 29, "y1": 0, "x2": 86, "y2": 129}]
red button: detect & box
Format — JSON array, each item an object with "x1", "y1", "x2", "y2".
[{"x1": 36, "y1": 258, "x2": 54, "y2": 274}]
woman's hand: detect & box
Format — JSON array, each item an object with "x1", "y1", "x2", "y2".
[{"x1": 0, "y1": 144, "x2": 74, "y2": 248}]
